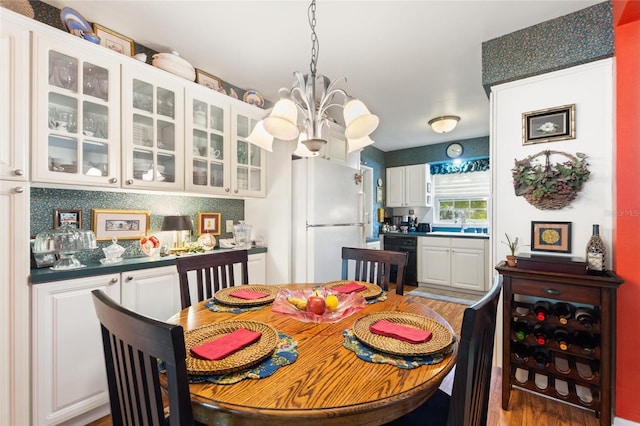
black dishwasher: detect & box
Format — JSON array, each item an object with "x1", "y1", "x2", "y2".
[{"x1": 383, "y1": 235, "x2": 417, "y2": 286}]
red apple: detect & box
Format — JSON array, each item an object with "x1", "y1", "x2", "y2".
[{"x1": 306, "y1": 296, "x2": 326, "y2": 315}]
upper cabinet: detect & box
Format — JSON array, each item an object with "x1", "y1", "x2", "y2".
[
  {"x1": 121, "y1": 61, "x2": 184, "y2": 191},
  {"x1": 32, "y1": 32, "x2": 121, "y2": 187},
  {"x1": 231, "y1": 102, "x2": 266, "y2": 197},
  {"x1": 386, "y1": 164, "x2": 432, "y2": 207}
]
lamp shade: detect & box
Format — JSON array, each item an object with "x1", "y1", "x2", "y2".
[
  {"x1": 428, "y1": 115, "x2": 460, "y2": 134},
  {"x1": 246, "y1": 121, "x2": 274, "y2": 152},
  {"x1": 161, "y1": 215, "x2": 193, "y2": 231},
  {"x1": 347, "y1": 136, "x2": 375, "y2": 153},
  {"x1": 343, "y1": 99, "x2": 379, "y2": 139},
  {"x1": 263, "y1": 99, "x2": 299, "y2": 140},
  {"x1": 293, "y1": 132, "x2": 320, "y2": 157}
]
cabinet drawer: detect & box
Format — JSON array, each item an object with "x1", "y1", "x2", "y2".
[
  {"x1": 420, "y1": 237, "x2": 450, "y2": 248},
  {"x1": 451, "y1": 237, "x2": 485, "y2": 249},
  {"x1": 511, "y1": 278, "x2": 600, "y2": 305}
]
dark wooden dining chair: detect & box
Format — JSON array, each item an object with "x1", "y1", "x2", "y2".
[
  {"x1": 341, "y1": 247, "x2": 409, "y2": 295},
  {"x1": 91, "y1": 289, "x2": 201, "y2": 426},
  {"x1": 386, "y1": 276, "x2": 503, "y2": 426},
  {"x1": 175, "y1": 249, "x2": 249, "y2": 309}
]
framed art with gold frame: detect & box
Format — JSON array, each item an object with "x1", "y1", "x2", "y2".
[
  {"x1": 198, "y1": 212, "x2": 221, "y2": 236},
  {"x1": 92, "y1": 209, "x2": 150, "y2": 241},
  {"x1": 54, "y1": 209, "x2": 82, "y2": 229},
  {"x1": 195, "y1": 69, "x2": 223, "y2": 91},
  {"x1": 92, "y1": 23, "x2": 135, "y2": 56}
]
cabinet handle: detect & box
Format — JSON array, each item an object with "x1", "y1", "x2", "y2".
[
  {"x1": 15, "y1": 187, "x2": 25, "y2": 193},
  {"x1": 234, "y1": 189, "x2": 239, "y2": 194},
  {"x1": 126, "y1": 179, "x2": 134, "y2": 185},
  {"x1": 110, "y1": 277, "x2": 118, "y2": 284},
  {"x1": 225, "y1": 188, "x2": 230, "y2": 193},
  {"x1": 14, "y1": 169, "x2": 24, "y2": 176},
  {"x1": 126, "y1": 275, "x2": 133, "y2": 281},
  {"x1": 545, "y1": 288, "x2": 561, "y2": 296},
  {"x1": 109, "y1": 177, "x2": 118, "y2": 184}
]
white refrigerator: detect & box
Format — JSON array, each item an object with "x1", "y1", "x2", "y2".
[{"x1": 291, "y1": 158, "x2": 365, "y2": 283}]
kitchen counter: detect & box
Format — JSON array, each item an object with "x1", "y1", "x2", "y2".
[
  {"x1": 381, "y1": 231, "x2": 489, "y2": 239},
  {"x1": 30, "y1": 246, "x2": 267, "y2": 284}
]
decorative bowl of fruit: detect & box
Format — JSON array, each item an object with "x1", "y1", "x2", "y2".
[
  {"x1": 140, "y1": 235, "x2": 160, "y2": 256},
  {"x1": 271, "y1": 287, "x2": 367, "y2": 323}
]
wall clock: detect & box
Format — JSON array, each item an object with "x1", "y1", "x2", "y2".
[{"x1": 446, "y1": 143, "x2": 464, "y2": 159}]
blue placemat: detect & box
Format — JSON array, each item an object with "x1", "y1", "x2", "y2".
[
  {"x1": 367, "y1": 291, "x2": 387, "y2": 304},
  {"x1": 342, "y1": 329, "x2": 455, "y2": 369},
  {"x1": 188, "y1": 332, "x2": 298, "y2": 384},
  {"x1": 205, "y1": 298, "x2": 269, "y2": 313}
]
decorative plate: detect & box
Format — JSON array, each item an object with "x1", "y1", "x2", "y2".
[
  {"x1": 243, "y1": 89, "x2": 265, "y2": 108},
  {"x1": 271, "y1": 287, "x2": 367, "y2": 323},
  {"x1": 60, "y1": 7, "x2": 92, "y2": 33},
  {"x1": 184, "y1": 320, "x2": 278, "y2": 375},
  {"x1": 352, "y1": 311, "x2": 454, "y2": 356},
  {"x1": 214, "y1": 285, "x2": 278, "y2": 306},
  {"x1": 323, "y1": 280, "x2": 382, "y2": 300}
]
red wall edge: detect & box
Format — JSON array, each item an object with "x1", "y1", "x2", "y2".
[{"x1": 614, "y1": 0, "x2": 640, "y2": 422}]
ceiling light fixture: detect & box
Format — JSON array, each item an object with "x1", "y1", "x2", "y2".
[
  {"x1": 247, "y1": 0, "x2": 379, "y2": 154},
  {"x1": 428, "y1": 115, "x2": 460, "y2": 134}
]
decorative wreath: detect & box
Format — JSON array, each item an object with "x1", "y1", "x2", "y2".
[{"x1": 511, "y1": 150, "x2": 590, "y2": 210}]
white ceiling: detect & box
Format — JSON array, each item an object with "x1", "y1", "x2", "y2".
[{"x1": 42, "y1": 0, "x2": 601, "y2": 152}]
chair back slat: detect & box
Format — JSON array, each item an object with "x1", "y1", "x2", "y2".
[
  {"x1": 176, "y1": 250, "x2": 249, "y2": 309},
  {"x1": 447, "y1": 276, "x2": 502, "y2": 426},
  {"x1": 341, "y1": 247, "x2": 409, "y2": 295},
  {"x1": 92, "y1": 290, "x2": 196, "y2": 426}
]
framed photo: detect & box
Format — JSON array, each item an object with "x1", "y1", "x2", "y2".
[
  {"x1": 30, "y1": 241, "x2": 57, "y2": 269},
  {"x1": 198, "y1": 212, "x2": 221, "y2": 236},
  {"x1": 531, "y1": 221, "x2": 572, "y2": 253},
  {"x1": 92, "y1": 209, "x2": 150, "y2": 241},
  {"x1": 522, "y1": 104, "x2": 576, "y2": 145},
  {"x1": 196, "y1": 69, "x2": 223, "y2": 91},
  {"x1": 54, "y1": 209, "x2": 82, "y2": 229},
  {"x1": 92, "y1": 23, "x2": 135, "y2": 56},
  {"x1": 376, "y1": 187, "x2": 384, "y2": 204}
]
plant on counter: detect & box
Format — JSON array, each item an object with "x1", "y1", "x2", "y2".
[
  {"x1": 511, "y1": 150, "x2": 590, "y2": 210},
  {"x1": 502, "y1": 233, "x2": 520, "y2": 256}
]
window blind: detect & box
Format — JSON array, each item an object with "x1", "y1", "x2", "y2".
[{"x1": 433, "y1": 170, "x2": 490, "y2": 197}]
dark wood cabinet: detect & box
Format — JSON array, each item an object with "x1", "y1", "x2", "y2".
[{"x1": 496, "y1": 261, "x2": 623, "y2": 426}]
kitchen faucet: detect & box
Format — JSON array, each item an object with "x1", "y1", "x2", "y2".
[{"x1": 455, "y1": 211, "x2": 466, "y2": 232}]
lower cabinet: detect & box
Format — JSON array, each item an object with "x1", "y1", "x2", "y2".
[
  {"x1": 418, "y1": 236, "x2": 488, "y2": 291},
  {"x1": 32, "y1": 273, "x2": 121, "y2": 426},
  {"x1": 121, "y1": 265, "x2": 181, "y2": 321}
]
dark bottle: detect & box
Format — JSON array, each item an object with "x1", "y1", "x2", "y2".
[
  {"x1": 512, "y1": 341, "x2": 529, "y2": 363},
  {"x1": 533, "y1": 323, "x2": 547, "y2": 345},
  {"x1": 553, "y1": 327, "x2": 570, "y2": 351},
  {"x1": 572, "y1": 331, "x2": 597, "y2": 355},
  {"x1": 533, "y1": 301, "x2": 551, "y2": 321},
  {"x1": 575, "y1": 307, "x2": 596, "y2": 328},
  {"x1": 513, "y1": 320, "x2": 529, "y2": 341},
  {"x1": 553, "y1": 302, "x2": 575, "y2": 325},
  {"x1": 532, "y1": 347, "x2": 550, "y2": 368},
  {"x1": 586, "y1": 224, "x2": 607, "y2": 272}
]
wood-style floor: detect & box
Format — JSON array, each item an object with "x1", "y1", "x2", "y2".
[{"x1": 88, "y1": 286, "x2": 601, "y2": 426}]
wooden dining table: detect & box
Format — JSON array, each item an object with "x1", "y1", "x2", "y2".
[{"x1": 167, "y1": 284, "x2": 463, "y2": 426}]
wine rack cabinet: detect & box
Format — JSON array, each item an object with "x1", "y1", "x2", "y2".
[{"x1": 496, "y1": 261, "x2": 623, "y2": 426}]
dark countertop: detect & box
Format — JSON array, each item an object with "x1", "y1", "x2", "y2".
[
  {"x1": 30, "y1": 246, "x2": 267, "y2": 284},
  {"x1": 380, "y1": 231, "x2": 489, "y2": 239}
]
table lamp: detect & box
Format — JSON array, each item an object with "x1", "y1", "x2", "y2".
[{"x1": 161, "y1": 215, "x2": 193, "y2": 249}]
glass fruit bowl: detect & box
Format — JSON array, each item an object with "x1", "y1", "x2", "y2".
[
  {"x1": 33, "y1": 224, "x2": 98, "y2": 270},
  {"x1": 271, "y1": 287, "x2": 367, "y2": 323}
]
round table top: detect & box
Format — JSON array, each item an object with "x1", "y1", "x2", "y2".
[{"x1": 168, "y1": 284, "x2": 462, "y2": 426}]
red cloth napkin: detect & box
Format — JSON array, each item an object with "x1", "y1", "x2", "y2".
[
  {"x1": 333, "y1": 282, "x2": 367, "y2": 293},
  {"x1": 369, "y1": 320, "x2": 433, "y2": 344},
  {"x1": 190, "y1": 328, "x2": 262, "y2": 360},
  {"x1": 230, "y1": 289, "x2": 270, "y2": 300}
]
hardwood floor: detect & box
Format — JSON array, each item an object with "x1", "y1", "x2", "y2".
[{"x1": 87, "y1": 289, "x2": 601, "y2": 426}]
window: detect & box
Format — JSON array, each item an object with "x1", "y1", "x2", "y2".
[
  {"x1": 436, "y1": 198, "x2": 488, "y2": 224},
  {"x1": 433, "y1": 170, "x2": 490, "y2": 225}
]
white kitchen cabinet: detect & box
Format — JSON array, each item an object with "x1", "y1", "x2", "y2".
[
  {"x1": 122, "y1": 60, "x2": 184, "y2": 191},
  {"x1": 120, "y1": 265, "x2": 181, "y2": 321},
  {"x1": 247, "y1": 252, "x2": 267, "y2": 283},
  {"x1": 231, "y1": 103, "x2": 267, "y2": 197},
  {"x1": 0, "y1": 15, "x2": 29, "y2": 182},
  {"x1": 386, "y1": 164, "x2": 432, "y2": 207},
  {"x1": 418, "y1": 236, "x2": 487, "y2": 291},
  {"x1": 318, "y1": 123, "x2": 348, "y2": 165},
  {"x1": 31, "y1": 31, "x2": 121, "y2": 187},
  {"x1": 32, "y1": 273, "x2": 121, "y2": 426}
]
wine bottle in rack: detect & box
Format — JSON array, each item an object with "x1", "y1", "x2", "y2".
[
  {"x1": 553, "y1": 327, "x2": 570, "y2": 351},
  {"x1": 532, "y1": 347, "x2": 550, "y2": 368},
  {"x1": 586, "y1": 224, "x2": 607, "y2": 272},
  {"x1": 513, "y1": 320, "x2": 529, "y2": 341},
  {"x1": 533, "y1": 300, "x2": 551, "y2": 321},
  {"x1": 512, "y1": 341, "x2": 529, "y2": 362},
  {"x1": 575, "y1": 307, "x2": 596, "y2": 328},
  {"x1": 553, "y1": 302, "x2": 575, "y2": 325},
  {"x1": 572, "y1": 331, "x2": 597, "y2": 355},
  {"x1": 533, "y1": 323, "x2": 547, "y2": 345}
]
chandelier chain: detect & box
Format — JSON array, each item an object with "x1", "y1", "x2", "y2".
[{"x1": 308, "y1": 0, "x2": 319, "y2": 76}]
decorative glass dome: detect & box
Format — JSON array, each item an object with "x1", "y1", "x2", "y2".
[{"x1": 33, "y1": 224, "x2": 98, "y2": 270}]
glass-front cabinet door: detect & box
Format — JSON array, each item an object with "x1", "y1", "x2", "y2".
[
  {"x1": 185, "y1": 86, "x2": 231, "y2": 195},
  {"x1": 122, "y1": 62, "x2": 184, "y2": 191},
  {"x1": 231, "y1": 103, "x2": 266, "y2": 197},
  {"x1": 32, "y1": 33, "x2": 120, "y2": 187}
]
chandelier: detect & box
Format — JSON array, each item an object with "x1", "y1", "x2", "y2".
[{"x1": 247, "y1": 0, "x2": 379, "y2": 155}]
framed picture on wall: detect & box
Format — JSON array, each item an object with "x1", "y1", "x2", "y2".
[
  {"x1": 530, "y1": 221, "x2": 572, "y2": 253},
  {"x1": 54, "y1": 209, "x2": 82, "y2": 229},
  {"x1": 198, "y1": 212, "x2": 221, "y2": 236},
  {"x1": 92, "y1": 209, "x2": 150, "y2": 241},
  {"x1": 522, "y1": 104, "x2": 576, "y2": 145}
]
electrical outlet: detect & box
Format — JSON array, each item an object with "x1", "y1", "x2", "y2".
[{"x1": 226, "y1": 220, "x2": 234, "y2": 233}]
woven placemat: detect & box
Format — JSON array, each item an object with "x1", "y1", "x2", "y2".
[
  {"x1": 185, "y1": 320, "x2": 278, "y2": 375},
  {"x1": 352, "y1": 312, "x2": 453, "y2": 356},
  {"x1": 214, "y1": 285, "x2": 278, "y2": 306},
  {"x1": 323, "y1": 281, "x2": 382, "y2": 300}
]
